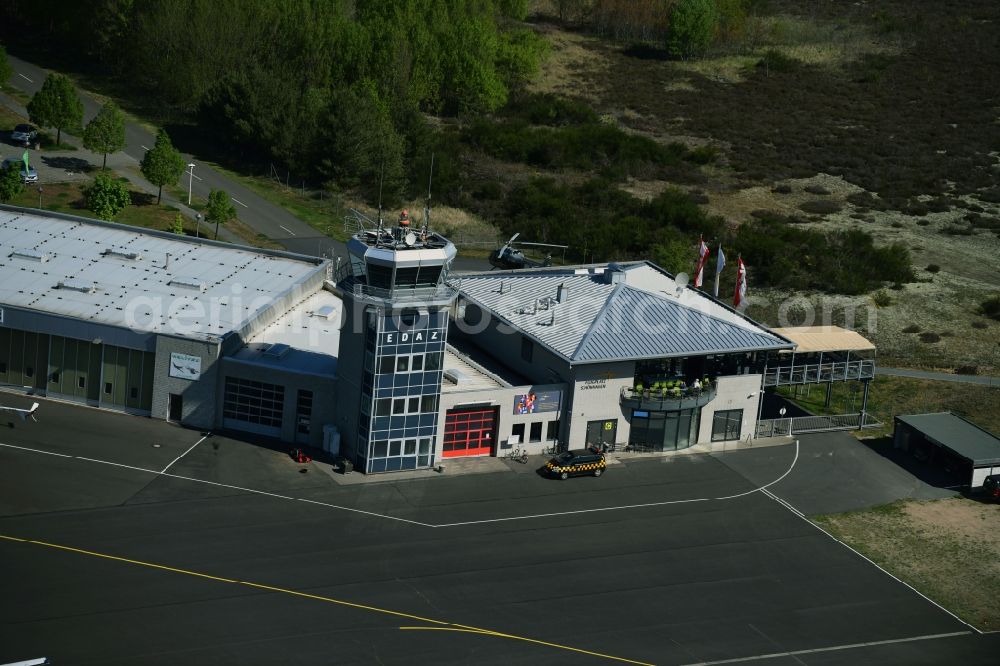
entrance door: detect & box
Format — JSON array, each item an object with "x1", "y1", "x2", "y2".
[
  {"x1": 168, "y1": 393, "x2": 183, "y2": 421},
  {"x1": 586, "y1": 419, "x2": 617, "y2": 448},
  {"x1": 711, "y1": 409, "x2": 743, "y2": 442},
  {"x1": 443, "y1": 406, "x2": 498, "y2": 458}
]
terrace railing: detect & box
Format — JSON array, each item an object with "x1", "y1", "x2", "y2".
[
  {"x1": 620, "y1": 383, "x2": 718, "y2": 412},
  {"x1": 763, "y1": 360, "x2": 875, "y2": 387},
  {"x1": 755, "y1": 413, "x2": 882, "y2": 437}
]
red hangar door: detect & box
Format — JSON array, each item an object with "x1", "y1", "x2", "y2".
[{"x1": 443, "y1": 406, "x2": 499, "y2": 458}]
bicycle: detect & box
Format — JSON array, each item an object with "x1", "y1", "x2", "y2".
[{"x1": 507, "y1": 445, "x2": 529, "y2": 464}]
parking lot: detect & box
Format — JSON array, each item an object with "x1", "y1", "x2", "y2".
[{"x1": 1, "y1": 395, "x2": 998, "y2": 665}]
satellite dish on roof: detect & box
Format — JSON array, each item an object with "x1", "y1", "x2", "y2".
[
  {"x1": 404, "y1": 232, "x2": 416, "y2": 247},
  {"x1": 674, "y1": 272, "x2": 689, "y2": 297}
]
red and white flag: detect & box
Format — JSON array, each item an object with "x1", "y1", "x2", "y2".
[
  {"x1": 693, "y1": 236, "x2": 709, "y2": 288},
  {"x1": 734, "y1": 256, "x2": 748, "y2": 309}
]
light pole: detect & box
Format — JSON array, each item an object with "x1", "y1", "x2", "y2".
[
  {"x1": 187, "y1": 163, "x2": 196, "y2": 205},
  {"x1": 37, "y1": 186, "x2": 43, "y2": 208},
  {"x1": 195, "y1": 213, "x2": 202, "y2": 239}
]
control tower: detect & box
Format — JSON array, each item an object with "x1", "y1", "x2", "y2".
[{"x1": 334, "y1": 210, "x2": 458, "y2": 473}]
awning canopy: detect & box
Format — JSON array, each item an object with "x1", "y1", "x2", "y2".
[{"x1": 771, "y1": 326, "x2": 876, "y2": 354}]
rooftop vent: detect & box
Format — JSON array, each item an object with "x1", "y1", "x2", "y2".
[
  {"x1": 443, "y1": 368, "x2": 469, "y2": 385},
  {"x1": 556, "y1": 283, "x2": 569, "y2": 303},
  {"x1": 262, "y1": 343, "x2": 291, "y2": 359},
  {"x1": 312, "y1": 305, "x2": 337, "y2": 320},
  {"x1": 56, "y1": 279, "x2": 98, "y2": 294},
  {"x1": 604, "y1": 262, "x2": 625, "y2": 284},
  {"x1": 103, "y1": 248, "x2": 143, "y2": 261},
  {"x1": 10, "y1": 248, "x2": 50, "y2": 263},
  {"x1": 168, "y1": 278, "x2": 207, "y2": 292}
]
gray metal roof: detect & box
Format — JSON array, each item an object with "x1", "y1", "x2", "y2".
[
  {"x1": 895, "y1": 413, "x2": 1000, "y2": 466},
  {"x1": 0, "y1": 208, "x2": 326, "y2": 342},
  {"x1": 458, "y1": 262, "x2": 791, "y2": 364}
]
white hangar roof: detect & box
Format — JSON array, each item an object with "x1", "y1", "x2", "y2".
[{"x1": 0, "y1": 208, "x2": 327, "y2": 342}]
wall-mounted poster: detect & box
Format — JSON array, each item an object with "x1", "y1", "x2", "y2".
[
  {"x1": 513, "y1": 389, "x2": 561, "y2": 415},
  {"x1": 169, "y1": 352, "x2": 202, "y2": 381}
]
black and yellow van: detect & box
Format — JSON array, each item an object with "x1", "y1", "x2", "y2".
[{"x1": 544, "y1": 449, "x2": 606, "y2": 480}]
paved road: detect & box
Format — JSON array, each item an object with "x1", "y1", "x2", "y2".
[
  {"x1": 4, "y1": 54, "x2": 491, "y2": 270},
  {"x1": 876, "y1": 367, "x2": 999, "y2": 387},
  {"x1": 1, "y1": 395, "x2": 996, "y2": 665},
  {"x1": 0, "y1": 90, "x2": 243, "y2": 244}
]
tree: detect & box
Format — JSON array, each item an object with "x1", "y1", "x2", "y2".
[
  {"x1": 83, "y1": 101, "x2": 127, "y2": 169},
  {"x1": 0, "y1": 163, "x2": 25, "y2": 203},
  {"x1": 0, "y1": 46, "x2": 13, "y2": 91},
  {"x1": 86, "y1": 172, "x2": 132, "y2": 220},
  {"x1": 667, "y1": 0, "x2": 719, "y2": 59},
  {"x1": 140, "y1": 129, "x2": 185, "y2": 203},
  {"x1": 205, "y1": 189, "x2": 236, "y2": 239},
  {"x1": 26, "y1": 73, "x2": 84, "y2": 145}
]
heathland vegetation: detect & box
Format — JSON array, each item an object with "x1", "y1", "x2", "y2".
[{"x1": 1, "y1": 1, "x2": 998, "y2": 371}]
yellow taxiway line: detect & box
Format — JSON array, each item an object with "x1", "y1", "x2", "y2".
[{"x1": 0, "y1": 534, "x2": 653, "y2": 665}]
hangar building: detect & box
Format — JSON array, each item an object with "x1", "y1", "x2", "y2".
[{"x1": 0, "y1": 205, "x2": 845, "y2": 474}]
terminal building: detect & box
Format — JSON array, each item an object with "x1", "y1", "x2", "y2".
[{"x1": 0, "y1": 204, "x2": 876, "y2": 473}]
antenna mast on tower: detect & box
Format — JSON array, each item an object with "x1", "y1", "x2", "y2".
[{"x1": 423, "y1": 153, "x2": 434, "y2": 236}]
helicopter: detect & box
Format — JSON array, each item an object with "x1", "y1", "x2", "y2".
[{"x1": 488, "y1": 233, "x2": 567, "y2": 270}]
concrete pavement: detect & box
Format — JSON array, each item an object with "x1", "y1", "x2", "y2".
[{"x1": 1, "y1": 396, "x2": 996, "y2": 664}]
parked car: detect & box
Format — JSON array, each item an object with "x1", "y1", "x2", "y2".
[
  {"x1": 544, "y1": 448, "x2": 606, "y2": 480},
  {"x1": 11, "y1": 124, "x2": 38, "y2": 146},
  {"x1": 983, "y1": 474, "x2": 1000, "y2": 501},
  {"x1": 1, "y1": 158, "x2": 38, "y2": 184}
]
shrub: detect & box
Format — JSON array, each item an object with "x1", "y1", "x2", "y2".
[
  {"x1": 735, "y1": 219, "x2": 915, "y2": 295},
  {"x1": 872, "y1": 289, "x2": 892, "y2": 307},
  {"x1": 803, "y1": 184, "x2": 830, "y2": 195},
  {"x1": 688, "y1": 189, "x2": 709, "y2": 204},
  {"x1": 756, "y1": 49, "x2": 799, "y2": 74},
  {"x1": 918, "y1": 332, "x2": 941, "y2": 343},
  {"x1": 891, "y1": 221, "x2": 904, "y2": 228},
  {"x1": 971, "y1": 321, "x2": 988, "y2": 329},
  {"x1": 977, "y1": 187, "x2": 1000, "y2": 203},
  {"x1": 925, "y1": 264, "x2": 940, "y2": 273},
  {"x1": 902, "y1": 324, "x2": 921, "y2": 333},
  {"x1": 509, "y1": 93, "x2": 599, "y2": 126},
  {"x1": 941, "y1": 224, "x2": 974, "y2": 235},
  {"x1": 799, "y1": 199, "x2": 843, "y2": 215},
  {"x1": 170, "y1": 214, "x2": 185, "y2": 235},
  {"x1": 666, "y1": 0, "x2": 718, "y2": 59},
  {"x1": 978, "y1": 294, "x2": 1000, "y2": 321},
  {"x1": 85, "y1": 173, "x2": 131, "y2": 221},
  {"x1": 685, "y1": 144, "x2": 718, "y2": 164},
  {"x1": 771, "y1": 183, "x2": 792, "y2": 194},
  {"x1": 917, "y1": 218, "x2": 930, "y2": 226},
  {"x1": 0, "y1": 162, "x2": 24, "y2": 203},
  {"x1": 955, "y1": 365, "x2": 978, "y2": 375}
]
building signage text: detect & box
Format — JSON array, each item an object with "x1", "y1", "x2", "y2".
[
  {"x1": 382, "y1": 330, "x2": 440, "y2": 344},
  {"x1": 169, "y1": 352, "x2": 202, "y2": 381},
  {"x1": 580, "y1": 379, "x2": 607, "y2": 391}
]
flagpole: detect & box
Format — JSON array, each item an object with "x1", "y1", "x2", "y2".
[{"x1": 712, "y1": 243, "x2": 721, "y2": 299}]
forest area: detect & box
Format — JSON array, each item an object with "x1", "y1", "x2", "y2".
[{"x1": 0, "y1": 0, "x2": 945, "y2": 297}]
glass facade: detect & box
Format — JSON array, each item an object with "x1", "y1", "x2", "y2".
[
  {"x1": 357, "y1": 307, "x2": 448, "y2": 473},
  {"x1": 629, "y1": 408, "x2": 699, "y2": 451}
]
